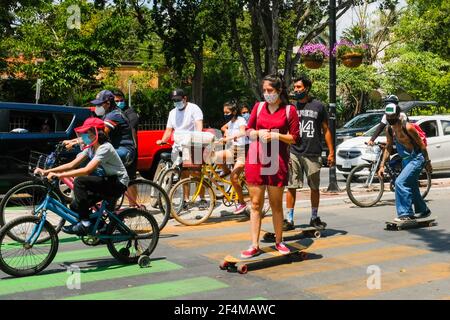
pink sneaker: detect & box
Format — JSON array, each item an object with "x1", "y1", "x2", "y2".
[
  {"x1": 276, "y1": 242, "x2": 291, "y2": 255},
  {"x1": 234, "y1": 203, "x2": 248, "y2": 215},
  {"x1": 240, "y1": 246, "x2": 260, "y2": 259}
]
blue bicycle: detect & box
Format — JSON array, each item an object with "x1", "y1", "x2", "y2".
[{"x1": 0, "y1": 176, "x2": 159, "y2": 277}]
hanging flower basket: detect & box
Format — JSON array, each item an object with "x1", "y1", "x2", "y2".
[
  {"x1": 333, "y1": 40, "x2": 367, "y2": 68},
  {"x1": 341, "y1": 53, "x2": 363, "y2": 68},
  {"x1": 299, "y1": 43, "x2": 329, "y2": 69},
  {"x1": 303, "y1": 56, "x2": 324, "y2": 69}
]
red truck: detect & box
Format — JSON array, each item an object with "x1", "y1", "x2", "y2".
[{"x1": 136, "y1": 130, "x2": 173, "y2": 180}]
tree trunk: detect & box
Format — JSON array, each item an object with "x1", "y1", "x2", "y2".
[{"x1": 191, "y1": 49, "x2": 203, "y2": 108}]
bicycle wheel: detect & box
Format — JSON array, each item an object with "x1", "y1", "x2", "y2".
[
  {"x1": 169, "y1": 177, "x2": 216, "y2": 226},
  {"x1": 159, "y1": 168, "x2": 181, "y2": 194},
  {"x1": 346, "y1": 163, "x2": 384, "y2": 207},
  {"x1": 0, "y1": 216, "x2": 59, "y2": 277},
  {"x1": 419, "y1": 167, "x2": 432, "y2": 199},
  {"x1": 106, "y1": 208, "x2": 159, "y2": 264},
  {"x1": 0, "y1": 181, "x2": 66, "y2": 241},
  {"x1": 119, "y1": 179, "x2": 171, "y2": 231}
]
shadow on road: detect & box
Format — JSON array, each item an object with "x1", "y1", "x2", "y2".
[{"x1": 407, "y1": 227, "x2": 450, "y2": 254}]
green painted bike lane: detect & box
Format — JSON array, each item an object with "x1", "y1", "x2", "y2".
[
  {"x1": 65, "y1": 277, "x2": 229, "y2": 300},
  {"x1": 0, "y1": 254, "x2": 183, "y2": 296}
]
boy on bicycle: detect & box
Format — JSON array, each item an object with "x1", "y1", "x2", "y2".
[
  {"x1": 377, "y1": 104, "x2": 432, "y2": 222},
  {"x1": 35, "y1": 118, "x2": 129, "y2": 235}
]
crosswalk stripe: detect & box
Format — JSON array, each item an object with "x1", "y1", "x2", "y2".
[
  {"x1": 0, "y1": 259, "x2": 182, "y2": 296},
  {"x1": 204, "y1": 234, "x2": 377, "y2": 262},
  {"x1": 4, "y1": 247, "x2": 111, "y2": 265},
  {"x1": 168, "y1": 232, "x2": 249, "y2": 248},
  {"x1": 161, "y1": 216, "x2": 272, "y2": 234},
  {"x1": 306, "y1": 262, "x2": 450, "y2": 299},
  {"x1": 64, "y1": 276, "x2": 228, "y2": 300},
  {"x1": 251, "y1": 245, "x2": 430, "y2": 280}
]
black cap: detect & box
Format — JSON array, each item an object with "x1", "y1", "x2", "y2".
[{"x1": 170, "y1": 89, "x2": 185, "y2": 101}]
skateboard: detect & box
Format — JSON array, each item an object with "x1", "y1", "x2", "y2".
[
  {"x1": 385, "y1": 216, "x2": 437, "y2": 231},
  {"x1": 261, "y1": 223, "x2": 326, "y2": 242},
  {"x1": 219, "y1": 238, "x2": 313, "y2": 274}
]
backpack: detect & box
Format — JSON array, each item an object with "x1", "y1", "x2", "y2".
[{"x1": 388, "y1": 120, "x2": 427, "y2": 150}]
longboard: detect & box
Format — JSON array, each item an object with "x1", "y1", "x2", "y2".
[
  {"x1": 261, "y1": 223, "x2": 326, "y2": 241},
  {"x1": 385, "y1": 216, "x2": 437, "y2": 231},
  {"x1": 220, "y1": 238, "x2": 313, "y2": 274}
]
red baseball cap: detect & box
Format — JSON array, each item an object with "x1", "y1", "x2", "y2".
[{"x1": 75, "y1": 117, "x2": 105, "y2": 133}]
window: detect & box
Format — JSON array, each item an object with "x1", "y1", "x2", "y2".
[
  {"x1": 343, "y1": 113, "x2": 383, "y2": 129},
  {"x1": 441, "y1": 120, "x2": 450, "y2": 136},
  {"x1": 3, "y1": 110, "x2": 73, "y2": 134},
  {"x1": 419, "y1": 120, "x2": 438, "y2": 138}
]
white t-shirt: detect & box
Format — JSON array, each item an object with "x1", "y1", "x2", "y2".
[
  {"x1": 381, "y1": 112, "x2": 408, "y2": 125},
  {"x1": 167, "y1": 102, "x2": 203, "y2": 132},
  {"x1": 227, "y1": 116, "x2": 249, "y2": 146}
]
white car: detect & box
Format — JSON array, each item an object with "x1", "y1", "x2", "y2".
[{"x1": 336, "y1": 115, "x2": 450, "y2": 176}]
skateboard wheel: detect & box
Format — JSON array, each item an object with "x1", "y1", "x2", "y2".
[
  {"x1": 219, "y1": 261, "x2": 229, "y2": 270},
  {"x1": 314, "y1": 231, "x2": 321, "y2": 239},
  {"x1": 138, "y1": 255, "x2": 151, "y2": 268},
  {"x1": 237, "y1": 264, "x2": 248, "y2": 274},
  {"x1": 300, "y1": 252, "x2": 309, "y2": 260},
  {"x1": 428, "y1": 222, "x2": 434, "y2": 227},
  {"x1": 263, "y1": 233, "x2": 275, "y2": 242},
  {"x1": 397, "y1": 226, "x2": 402, "y2": 231}
]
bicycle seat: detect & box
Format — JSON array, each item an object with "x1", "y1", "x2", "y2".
[{"x1": 160, "y1": 152, "x2": 172, "y2": 162}]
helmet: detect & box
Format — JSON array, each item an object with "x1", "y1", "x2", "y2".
[{"x1": 383, "y1": 95, "x2": 399, "y2": 105}]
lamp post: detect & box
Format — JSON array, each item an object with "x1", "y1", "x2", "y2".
[{"x1": 327, "y1": 0, "x2": 341, "y2": 192}]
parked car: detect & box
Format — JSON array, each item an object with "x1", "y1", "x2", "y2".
[
  {"x1": 0, "y1": 102, "x2": 172, "y2": 193},
  {"x1": 336, "y1": 114, "x2": 450, "y2": 177},
  {"x1": 0, "y1": 102, "x2": 92, "y2": 193}
]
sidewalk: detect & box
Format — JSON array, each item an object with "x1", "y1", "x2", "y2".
[{"x1": 292, "y1": 178, "x2": 450, "y2": 208}]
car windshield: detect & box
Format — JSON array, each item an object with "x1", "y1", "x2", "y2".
[
  {"x1": 343, "y1": 113, "x2": 383, "y2": 129},
  {"x1": 363, "y1": 118, "x2": 418, "y2": 137}
]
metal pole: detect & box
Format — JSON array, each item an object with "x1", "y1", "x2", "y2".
[
  {"x1": 327, "y1": 0, "x2": 341, "y2": 192},
  {"x1": 128, "y1": 79, "x2": 132, "y2": 108}
]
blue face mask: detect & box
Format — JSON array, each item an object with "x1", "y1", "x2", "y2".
[
  {"x1": 242, "y1": 113, "x2": 250, "y2": 122},
  {"x1": 117, "y1": 101, "x2": 126, "y2": 109},
  {"x1": 81, "y1": 133, "x2": 93, "y2": 146}
]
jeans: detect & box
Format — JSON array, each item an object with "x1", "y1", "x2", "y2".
[
  {"x1": 394, "y1": 152, "x2": 428, "y2": 217},
  {"x1": 116, "y1": 146, "x2": 135, "y2": 167}
]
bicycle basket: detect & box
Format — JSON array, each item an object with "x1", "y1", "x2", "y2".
[
  {"x1": 182, "y1": 144, "x2": 215, "y2": 168},
  {"x1": 28, "y1": 151, "x2": 57, "y2": 175},
  {"x1": 174, "y1": 130, "x2": 215, "y2": 147}
]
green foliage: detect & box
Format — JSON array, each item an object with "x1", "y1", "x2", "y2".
[{"x1": 382, "y1": 49, "x2": 450, "y2": 107}]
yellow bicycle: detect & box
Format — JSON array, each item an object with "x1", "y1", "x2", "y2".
[{"x1": 168, "y1": 163, "x2": 269, "y2": 226}]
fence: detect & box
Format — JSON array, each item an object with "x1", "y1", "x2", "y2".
[{"x1": 138, "y1": 119, "x2": 224, "y2": 131}]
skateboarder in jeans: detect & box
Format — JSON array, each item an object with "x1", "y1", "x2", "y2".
[
  {"x1": 377, "y1": 104, "x2": 432, "y2": 222},
  {"x1": 284, "y1": 76, "x2": 335, "y2": 231}
]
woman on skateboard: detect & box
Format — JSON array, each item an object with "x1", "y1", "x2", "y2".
[{"x1": 242, "y1": 74, "x2": 300, "y2": 258}]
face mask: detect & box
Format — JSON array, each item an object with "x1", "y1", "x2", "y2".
[
  {"x1": 387, "y1": 118, "x2": 399, "y2": 125},
  {"x1": 81, "y1": 133, "x2": 93, "y2": 146},
  {"x1": 223, "y1": 114, "x2": 234, "y2": 122},
  {"x1": 264, "y1": 93, "x2": 279, "y2": 104},
  {"x1": 117, "y1": 101, "x2": 126, "y2": 109},
  {"x1": 242, "y1": 113, "x2": 250, "y2": 122},
  {"x1": 175, "y1": 101, "x2": 185, "y2": 110},
  {"x1": 293, "y1": 90, "x2": 307, "y2": 100},
  {"x1": 95, "y1": 106, "x2": 105, "y2": 116}
]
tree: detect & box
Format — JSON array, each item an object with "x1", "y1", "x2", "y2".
[
  {"x1": 224, "y1": 0, "x2": 398, "y2": 99},
  {"x1": 6, "y1": 0, "x2": 132, "y2": 104},
  {"x1": 151, "y1": 0, "x2": 228, "y2": 107}
]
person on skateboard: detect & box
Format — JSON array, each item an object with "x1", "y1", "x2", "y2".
[
  {"x1": 377, "y1": 104, "x2": 433, "y2": 222},
  {"x1": 242, "y1": 74, "x2": 300, "y2": 258}
]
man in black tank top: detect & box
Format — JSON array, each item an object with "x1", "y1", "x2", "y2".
[{"x1": 284, "y1": 76, "x2": 335, "y2": 230}]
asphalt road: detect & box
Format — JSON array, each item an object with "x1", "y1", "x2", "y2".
[{"x1": 0, "y1": 184, "x2": 449, "y2": 300}]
